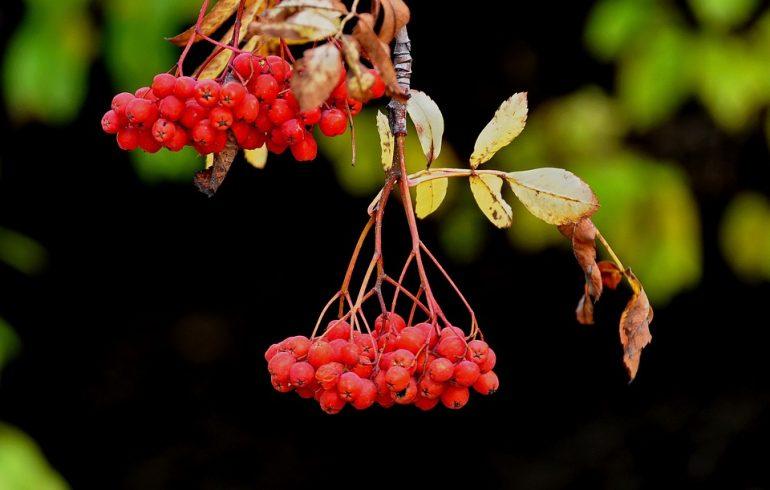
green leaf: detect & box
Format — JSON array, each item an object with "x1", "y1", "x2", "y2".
[
  {"x1": 688, "y1": 0, "x2": 759, "y2": 30},
  {"x1": 0, "y1": 318, "x2": 20, "y2": 375},
  {"x1": 0, "y1": 227, "x2": 47, "y2": 275},
  {"x1": 585, "y1": 0, "x2": 655, "y2": 61},
  {"x1": 132, "y1": 147, "x2": 202, "y2": 184},
  {"x1": 720, "y1": 192, "x2": 770, "y2": 281},
  {"x1": 0, "y1": 423, "x2": 70, "y2": 490}
]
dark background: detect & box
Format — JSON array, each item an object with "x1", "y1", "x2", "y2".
[{"x1": 1, "y1": 1, "x2": 769, "y2": 488}]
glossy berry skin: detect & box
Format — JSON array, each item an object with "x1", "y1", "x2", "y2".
[
  {"x1": 284, "y1": 336, "x2": 311, "y2": 359},
  {"x1": 232, "y1": 53, "x2": 259, "y2": 80},
  {"x1": 288, "y1": 361, "x2": 315, "y2": 388},
  {"x1": 436, "y1": 336, "x2": 466, "y2": 363},
  {"x1": 451, "y1": 360, "x2": 481, "y2": 387},
  {"x1": 480, "y1": 348, "x2": 496, "y2": 373},
  {"x1": 440, "y1": 326, "x2": 465, "y2": 340},
  {"x1": 315, "y1": 362, "x2": 344, "y2": 390},
  {"x1": 116, "y1": 127, "x2": 139, "y2": 151},
  {"x1": 414, "y1": 322, "x2": 439, "y2": 348},
  {"x1": 473, "y1": 370, "x2": 499, "y2": 395},
  {"x1": 369, "y1": 69, "x2": 386, "y2": 98},
  {"x1": 173, "y1": 76, "x2": 198, "y2": 99},
  {"x1": 252, "y1": 74, "x2": 279, "y2": 103},
  {"x1": 195, "y1": 79, "x2": 221, "y2": 107},
  {"x1": 324, "y1": 320, "x2": 351, "y2": 341},
  {"x1": 351, "y1": 379, "x2": 377, "y2": 410},
  {"x1": 179, "y1": 101, "x2": 208, "y2": 129},
  {"x1": 389, "y1": 349, "x2": 416, "y2": 372},
  {"x1": 210, "y1": 106, "x2": 233, "y2": 130},
  {"x1": 134, "y1": 86, "x2": 157, "y2": 101},
  {"x1": 111, "y1": 92, "x2": 134, "y2": 116},
  {"x1": 307, "y1": 340, "x2": 334, "y2": 368},
  {"x1": 243, "y1": 127, "x2": 266, "y2": 150},
  {"x1": 351, "y1": 357, "x2": 374, "y2": 379},
  {"x1": 165, "y1": 128, "x2": 188, "y2": 152},
  {"x1": 441, "y1": 385, "x2": 470, "y2": 409},
  {"x1": 418, "y1": 376, "x2": 445, "y2": 400},
  {"x1": 392, "y1": 377, "x2": 418, "y2": 405},
  {"x1": 151, "y1": 119, "x2": 175, "y2": 143},
  {"x1": 337, "y1": 371, "x2": 363, "y2": 402},
  {"x1": 384, "y1": 366, "x2": 410, "y2": 392},
  {"x1": 374, "y1": 312, "x2": 406, "y2": 335},
  {"x1": 268, "y1": 351, "x2": 295, "y2": 382},
  {"x1": 396, "y1": 326, "x2": 427, "y2": 354},
  {"x1": 192, "y1": 120, "x2": 215, "y2": 147},
  {"x1": 280, "y1": 119, "x2": 305, "y2": 145},
  {"x1": 151, "y1": 73, "x2": 176, "y2": 98},
  {"x1": 299, "y1": 107, "x2": 321, "y2": 125},
  {"x1": 125, "y1": 98, "x2": 157, "y2": 125},
  {"x1": 264, "y1": 343, "x2": 281, "y2": 362},
  {"x1": 266, "y1": 55, "x2": 291, "y2": 83},
  {"x1": 139, "y1": 130, "x2": 162, "y2": 153},
  {"x1": 319, "y1": 108, "x2": 347, "y2": 136},
  {"x1": 221, "y1": 81, "x2": 247, "y2": 107},
  {"x1": 290, "y1": 132, "x2": 317, "y2": 162},
  {"x1": 415, "y1": 395, "x2": 440, "y2": 411},
  {"x1": 234, "y1": 93, "x2": 259, "y2": 122},
  {"x1": 428, "y1": 357, "x2": 455, "y2": 383},
  {"x1": 466, "y1": 340, "x2": 490, "y2": 365},
  {"x1": 101, "y1": 110, "x2": 120, "y2": 134},
  {"x1": 271, "y1": 376, "x2": 293, "y2": 393},
  {"x1": 338, "y1": 342, "x2": 360, "y2": 367},
  {"x1": 268, "y1": 99, "x2": 294, "y2": 125},
  {"x1": 319, "y1": 389, "x2": 345, "y2": 414},
  {"x1": 159, "y1": 95, "x2": 184, "y2": 121}
]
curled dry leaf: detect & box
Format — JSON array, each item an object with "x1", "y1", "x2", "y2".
[
  {"x1": 598, "y1": 261, "x2": 623, "y2": 290},
  {"x1": 406, "y1": 89, "x2": 444, "y2": 166},
  {"x1": 470, "y1": 92, "x2": 528, "y2": 168},
  {"x1": 559, "y1": 218, "x2": 603, "y2": 324},
  {"x1": 252, "y1": 8, "x2": 340, "y2": 42},
  {"x1": 620, "y1": 271, "x2": 653, "y2": 381},
  {"x1": 506, "y1": 167, "x2": 599, "y2": 225},
  {"x1": 576, "y1": 284, "x2": 595, "y2": 325},
  {"x1": 271, "y1": 0, "x2": 347, "y2": 12},
  {"x1": 415, "y1": 176, "x2": 448, "y2": 219},
  {"x1": 243, "y1": 145, "x2": 268, "y2": 169},
  {"x1": 469, "y1": 174, "x2": 513, "y2": 228},
  {"x1": 377, "y1": 0, "x2": 411, "y2": 44},
  {"x1": 290, "y1": 43, "x2": 342, "y2": 112},
  {"x1": 169, "y1": 0, "x2": 245, "y2": 47},
  {"x1": 195, "y1": 132, "x2": 239, "y2": 196},
  {"x1": 376, "y1": 110, "x2": 394, "y2": 172},
  {"x1": 353, "y1": 14, "x2": 401, "y2": 97}
]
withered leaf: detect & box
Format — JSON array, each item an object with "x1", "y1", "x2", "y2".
[
  {"x1": 253, "y1": 8, "x2": 340, "y2": 42},
  {"x1": 415, "y1": 176, "x2": 448, "y2": 219},
  {"x1": 559, "y1": 218, "x2": 603, "y2": 302},
  {"x1": 377, "y1": 0, "x2": 410, "y2": 44},
  {"x1": 272, "y1": 0, "x2": 347, "y2": 12},
  {"x1": 406, "y1": 89, "x2": 444, "y2": 166},
  {"x1": 576, "y1": 284, "x2": 595, "y2": 325},
  {"x1": 290, "y1": 43, "x2": 342, "y2": 112},
  {"x1": 376, "y1": 110, "x2": 394, "y2": 172},
  {"x1": 470, "y1": 92, "x2": 528, "y2": 167},
  {"x1": 469, "y1": 174, "x2": 513, "y2": 228},
  {"x1": 506, "y1": 167, "x2": 599, "y2": 225},
  {"x1": 195, "y1": 132, "x2": 239, "y2": 196},
  {"x1": 169, "y1": 0, "x2": 245, "y2": 47},
  {"x1": 353, "y1": 14, "x2": 401, "y2": 97},
  {"x1": 598, "y1": 261, "x2": 623, "y2": 290},
  {"x1": 620, "y1": 271, "x2": 653, "y2": 381}
]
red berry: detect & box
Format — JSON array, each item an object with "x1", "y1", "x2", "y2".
[
  {"x1": 125, "y1": 98, "x2": 157, "y2": 125},
  {"x1": 101, "y1": 110, "x2": 120, "y2": 134},
  {"x1": 266, "y1": 55, "x2": 291, "y2": 83},
  {"x1": 451, "y1": 360, "x2": 481, "y2": 387},
  {"x1": 374, "y1": 312, "x2": 406, "y2": 336},
  {"x1": 351, "y1": 357, "x2": 374, "y2": 378},
  {"x1": 165, "y1": 127, "x2": 189, "y2": 152},
  {"x1": 319, "y1": 389, "x2": 345, "y2": 414},
  {"x1": 234, "y1": 93, "x2": 259, "y2": 122},
  {"x1": 268, "y1": 99, "x2": 294, "y2": 125},
  {"x1": 351, "y1": 379, "x2": 377, "y2": 410},
  {"x1": 290, "y1": 131, "x2": 317, "y2": 161},
  {"x1": 151, "y1": 119, "x2": 176, "y2": 143},
  {"x1": 268, "y1": 351, "x2": 295, "y2": 382},
  {"x1": 281, "y1": 91, "x2": 300, "y2": 113},
  {"x1": 330, "y1": 78, "x2": 347, "y2": 101},
  {"x1": 116, "y1": 127, "x2": 139, "y2": 151},
  {"x1": 232, "y1": 53, "x2": 258, "y2": 80},
  {"x1": 221, "y1": 81, "x2": 247, "y2": 107},
  {"x1": 288, "y1": 361, "x2": 315, "y2": 388},
  {"x1": 355, "y1": 334, "x2": 377, "y2": 359},
  {"x1": 271, "y1": 375, "x2": 293, "y2": 393},
  {"x1": 419, "y1": 376, "x2": 445, "y2": 400},
  {"x1": 466, "y1": 340, "x2": 490, "y2": 365},
  {"x1": 134, "y1": 86, "x2": 158, "y2": 101},
  {"x1": 266, "y1": 138, "x2": 288, "y2": 155},
  {"x1": 296, "y1": 386, "x2": 317, "y2": 399},
  {"x1": 210, "y1": 106, "x2": 234, "y2": 130},
  {"x1": 428, "y1": 357, "x2": 454, "y2": 383},
  {"x1": 436, "y1": 336, "x2": 466, "y2": 363},
  {"x1": 264, "y1": 343, "x2": 281, "y2": 362},
  {"x1": 391, "y1": 377, "x2": 418, "y2": 404},
  {"x1": 336, "y1": 97, "x2": 362, "y2": 116},
  {"x1": 389, "y1": 349, "x2": 416, "y2": 372},
  {"x1": 338, "y1": 342, "x2": 360, "y2": 367},
  {"x1": 280, "y1": 118, "x2": 305, "y2": 145},
  {"x1": 396, "y1": 326, "x2": 427, "y2": 354},
  {"x1": 243, "y1": 127, "x2": 267, "y2": 150},
  {"x1": 195, "y1": 79, "x2": 221, "y2": 107},
  {"x1": 369, "y1": 69, "x2": 386, "y2": 98},
  {"x1": 441, "y1": 385, "x2": 470, "y2": 409},
  {"x1": 252, "y1": 74, "x2": 279, "y2": 103},
  {"x1": 480, "y1": 348, "x2": 496, "y2": 374},
  {"x1": 440, "y1": 325, "x2": 465, "y2": 340},
  {"x1": 192, "y1": 120, "x2": 215, "y2": 147},
  {"x1": 269, "y1": 126, "x2": 288, "y2": 147},
  {"x1": 324, "y1": 319, "x2": 351, "y2": 341},
  {"x1": 414, "y1": 322, "x2": 439, "y2": 348},
  {"x1": 415, "y1": 395, "x2": 440, "y2": 411},
  {"x1": 209, "y1": 129, "x2": 228, "y2": 153},
  {"x1": 299, "y1": 107, "x2": 321, "y2": 125},
  {"x1": 152, "y1": 73, "x2": 177, "y2": 98},
  {"x1": 138, "y1": 130, "x2": 162, "y2": 153},
  {"x1": 319, "y1": 108, "x2": 347, "y2": 136},
  {"x1": 329, "y1": 339, "x2": 347, "y2": 361},
  {"x1": 384, "y1": 366, "x2": 410, "y2": 392},
  {"x1": 179, "y1": 100, "x2": 208, "y2": 129},
  {"x1": 159, "y1": 95, "x2": 184, "y2": 121},
  {"x1": 315, "y1": 361, "x2": 344, "y2": 390},
  {"x1": 285, "y1": 335, "x2": 311, "y2": 359},
  {"x1": 111, "y1": 92, "x2": 134, "y2": 116},
  {"x1": 307, "y1": 340, "x2": 334, "y2": 368},
  {"x1": 473, "y1": 370, "x2": 499, "y2": 395},
  {"x1": 337, "y1": 371, "x2": 363, "y2": 402},
  {"x1": 173, "y1": 76, "x2": 197, "y2": 99}
]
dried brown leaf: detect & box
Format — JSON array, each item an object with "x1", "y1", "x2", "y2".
[
  {"x1": 169, "y1": 0, "x2": 244, "y2": 47},
  {"x1": 576, "y1": 285, "x2": 595, "y2": 325},
  {"x1": 353, "y1": 14, "x2": 402, "y2": 97},
  {"x1": 290, "y1": 43, "x2": 342, "y2": 112},
  {"x1": 598, "y1": 261, "x2": 623, "y2": 290},
  {"x1": 377, "y1": 0, "x2": 410, "y2": 44},
  {"x1": 194, "y1": 132, "x2": 239, "y2": 196},
  {"x1": 620, "y1": 271, "x2": 653, "y2": 381},
  {"x1": 252, "y1": 8, "x2": 340, "y2": 42},
  {"x1": 559, "y1": 218, "x2": 603, "y2": 302}
]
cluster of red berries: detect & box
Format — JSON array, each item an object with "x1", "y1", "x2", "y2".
[
  {"x1": 101, "y1": 53, "x2": 385, "y2": 161},
  {"x1": 264, "y1": 313, "x2": 499, "y2": 414}
]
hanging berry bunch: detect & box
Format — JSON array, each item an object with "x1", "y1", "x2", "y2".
[{"x1": 105, "y1": 0, "x2": 656, "y2": 415}]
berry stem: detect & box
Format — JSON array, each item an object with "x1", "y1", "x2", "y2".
[
  {"x1": 176, "y1": 0, "x2": 211, "y2": 76},
  {"x1": 338, "y1": 216, "x2": 374, "y2": 316}
]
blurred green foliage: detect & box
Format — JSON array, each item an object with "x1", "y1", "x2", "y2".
[
  {"x1": 0, "y1": 317, "x2": 20, "y2": 375},
  {"x1": 0, "y1": 227, "x2": 47, "y2": 276},
  {"x1": 0, "y1": 423, "x2": 70, "y2": 490},
  {"x1": 720, "y1": 192, "x2": 770, "y2": 281}
]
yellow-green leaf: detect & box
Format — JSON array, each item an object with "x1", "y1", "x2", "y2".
[
  {"x1": 244, "y1": 145, "x2": 268, "y2": 169},
  {"x1": 169, "y1": 0, "x2": 243, "y2": 46},
  {"x1": 506, "y1": 167, "x2": 599, "y2": 225},
  {"x1": 469, "y1": 174, "x2": 512, "y2": 228},
  {"x1": 415, "y1": 177, "x2": 448, "y2": 219},
  {"x1": 470, "y1": 92, "x2": 528, "y2": 168},
  {"x1": 406, "y1": 89, "x2": 444, "y2": 165},
  {"x1": 205, "y1": 153, "x2": 214, "y2": 169},
  {"x1": 376, "y1": 110, "x2": 394, "y2": 171}
]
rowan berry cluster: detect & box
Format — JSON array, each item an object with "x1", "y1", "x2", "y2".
[
  {"x1": 264, "y1": 312, "x2": 498, "y2": 414},
  {"x1": 100, "y1": 53, "x2": 386, "y2": 161}
]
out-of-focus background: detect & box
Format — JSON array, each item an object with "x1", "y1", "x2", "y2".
[{"x1": 1, "y1": 0, "x2": 769, "y2": 488}]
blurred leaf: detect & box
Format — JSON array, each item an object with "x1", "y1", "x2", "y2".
[
  {"x1": 0, "y1": 423, "x2": 69, "y2": 490},
  {"x1": 3, "y1": 2, "x2": 94, "y2": 124},
  {"x1": 132, "y1": 147, "x2": 202, "y2": 184},
  {"x1": 585, "y1": 0, "x2": 655, "y2": 61},
  {"x1": 720, "y1": 192, "x2": 770, "y2": 281},
  {"x1": 0, "y1": 227, "x2": 47, "y2": 276},
  {"x1": 439, "y1": 203, "x2": 486, "y2": 264},
  {"x1": 688, "y1": 0, "x2": 759, "y2": 30},
  {"x1": 0, "y1": 318, "x2": 20, "y2": 375},
  {"x1": 617, "y1": 24, "x2": 692, "y2": 130}
]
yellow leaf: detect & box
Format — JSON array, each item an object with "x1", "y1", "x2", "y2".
[
  {"x1": 205, "y1": 153, "x2": 214, "y2": 169},
  {"x1": 376, "y1": 110, "x2": 394, "y2": 171},
  {"x1": 506, "y1": 167, "x2": 599, "y2": 225},
  {"x1": 470, "y1": 92, "x2": 528, "y2": 167},
  {"x1": 290, "y1": 43, "x2": 342, "y2": 112},
  {"x1": 469, "y1": 174, "x2": 512, "y2": 228},
  {"x1": 169, "y1": 0, "x2": 244, "y2": 47},
  {"x1": 199, "y1": 35, "x2": 259, "y2": 80},
  {"x1": 415, "y1": 177, "x2": 448, "y2": 219},
  {"x1": 253, "y1": 9, "x2": 340, "y2": 42},
  {"x1": 406, "y1": 89, "x2": 444, "y2": 165},
  {"x1": 243, "y1": 145, "x2": 268, "y2": 169},
  {"x1": 273, "y1": 0, "x2": 347, "y2": 11}
]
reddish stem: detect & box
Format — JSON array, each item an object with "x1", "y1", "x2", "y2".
[{"x1": 176, "y1": 0, "x2": 211, "y2": 76}]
